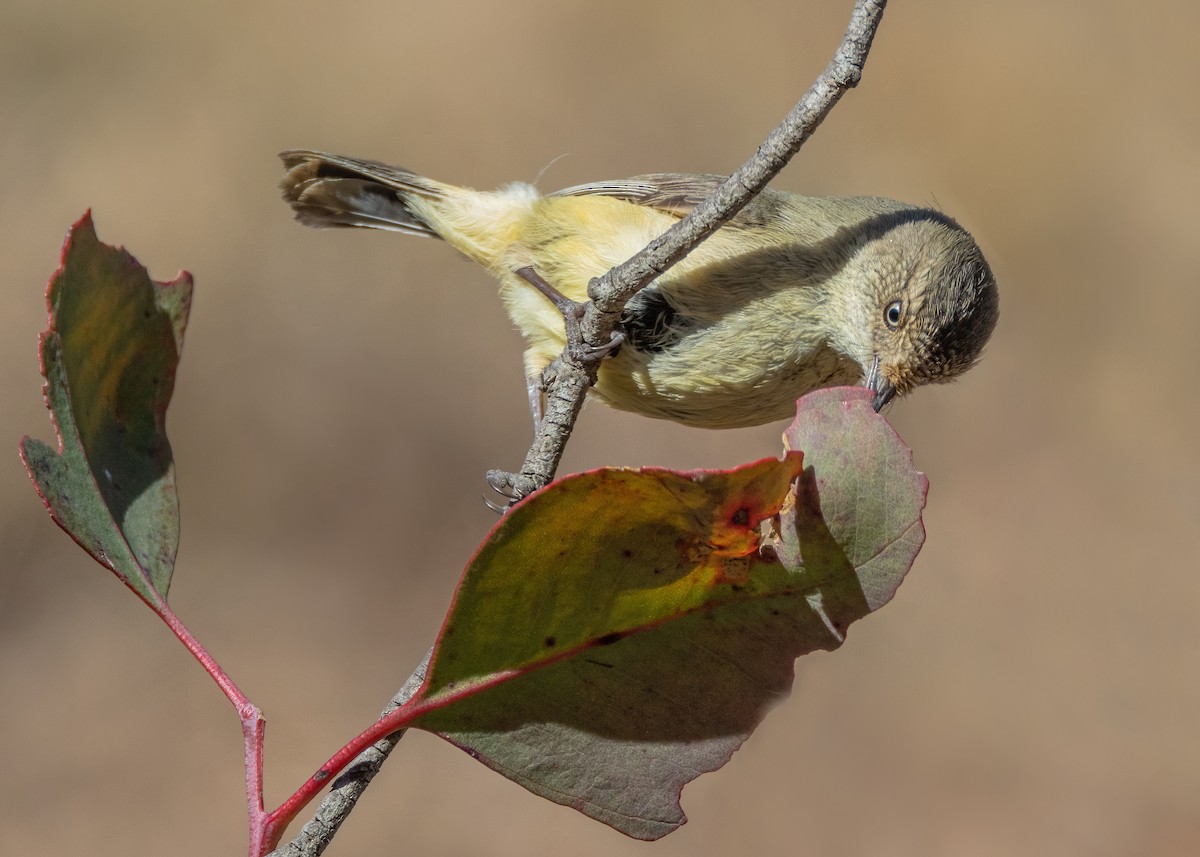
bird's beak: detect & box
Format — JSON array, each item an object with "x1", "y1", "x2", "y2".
[{"x1": 865, "y1": 355, "x2": 897, "y2": 413}]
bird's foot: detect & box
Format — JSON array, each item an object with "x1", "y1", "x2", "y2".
[
  {"x1": 515, "y1": 266, "x2": 624, "y2": 363},
  {"x1": 484, "y1": 469, "x2": 534, "y2": 513}
]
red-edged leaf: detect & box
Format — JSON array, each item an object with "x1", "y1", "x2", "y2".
[
  {"x1": 19, "y1": 212, "x2": 192, "y2": 607},
  {"x1": 779, "y1": 386, "x2": 929, "y2": 613},
  {"x1": 408, "y1": 387, "x2": 927, "y2": 839}
]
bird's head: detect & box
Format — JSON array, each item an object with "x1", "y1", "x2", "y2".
[{"x1": 841, "y1": 214, "x2": 999, "y2": 411}]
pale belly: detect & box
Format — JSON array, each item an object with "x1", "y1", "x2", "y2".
[{"x1": 592, "y1": 337, "x2": 863, "y2": 429}]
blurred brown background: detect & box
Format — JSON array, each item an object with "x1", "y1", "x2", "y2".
[{"x1": 2, "y1": 1, "x2": 1197, "y2": 855}]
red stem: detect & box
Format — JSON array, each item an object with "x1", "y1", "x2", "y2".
[
  {"x1": 152, "y1": 596, "x2": 270, "y2": 856},
  {"x1": 262, "y1": 693, "x2": 424, "y2": 840},
  {"x1": 261, "y1": 666, "x2": 520, "y2": 843},
  {"x1": 148, "y1": 577, "x2": 522, "y2": 854}
]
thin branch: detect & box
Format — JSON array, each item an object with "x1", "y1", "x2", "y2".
[
  {"x1": 489, "y1": 0, "x2": 887, "y2": 501},
  {"x1": 270, "y1": 1, "x2": 886, "y2": 852},
  {"x1": 267, "y1": 652, "x2": 430, "y2": 857}
]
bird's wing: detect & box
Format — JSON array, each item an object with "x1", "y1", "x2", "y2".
[
  {"x1": 550, "y1": 174, "x2": 786, "y2": 230},
  {"x1": 550, "y1": 174, "x2": 723, "y2": 216}
]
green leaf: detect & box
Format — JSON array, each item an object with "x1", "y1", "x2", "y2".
[
  {"x1": 19, "y1": 212, "x2": 192, "y2": 607},
  {"x1": 411, "y1": 387, "x2": 927, "y2": 839}
]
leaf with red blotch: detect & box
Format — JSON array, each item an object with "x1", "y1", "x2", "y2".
[
  {"x1": 19, "y1": 212, "x2": 192, "y2": 609},
  {"x1": 407, "y1": 387, "x2": 927, "y2": 840}
]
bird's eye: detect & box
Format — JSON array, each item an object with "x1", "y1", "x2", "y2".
[{"x1": 884, "y1": 300, "x2": 903, "y2": 329}]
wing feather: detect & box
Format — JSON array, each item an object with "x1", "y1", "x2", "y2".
[{"x1": 550, "y1": 173, "x2": 788, "y2": 231}]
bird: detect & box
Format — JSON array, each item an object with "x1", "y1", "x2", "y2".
[{"x1": 278, "y1": 150, "x2": 998, "y2": 428}]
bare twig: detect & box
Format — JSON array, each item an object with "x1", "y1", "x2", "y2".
[
  {"x1": 489, "y1": 0, "x2": 887, "y2": 501},
  {"x1": 267, "y1": 652, "x2": 430, "y2": 857},
  {"x1": 271, "y1": 1, "x2": 886, "y2": 853}
]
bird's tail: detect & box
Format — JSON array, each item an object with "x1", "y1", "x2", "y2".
[
  {"x1": 279, "y1": 149, "x2": 450, "y2": 236},
  {"x1": 279, "y1": 149, "x2": 538, "y2": 265}
]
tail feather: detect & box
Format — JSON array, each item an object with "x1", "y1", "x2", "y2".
[
  {"x1": 279, "y1": 149, "x2": 541, "y2": 266},
  {"x1": 279, "y1": 150, "x2": 446, "y2": 237}
]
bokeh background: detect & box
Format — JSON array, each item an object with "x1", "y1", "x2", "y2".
[{"x1": 2, "y1": 1, "x2": 1197, "y2": 855}]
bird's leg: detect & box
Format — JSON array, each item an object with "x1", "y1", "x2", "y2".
[
  {"x1": 483, "y1": 364, "x2": 548, "y2": 513},
  {"x1": 514, "y1": 266, "x2": 624, "y2": 362},
  {"x1": 526, "y1": 373, "x2": 545, "y2": 436},
  {"x1": 484, "y1": 267, "x2": 621, "y2": 514}
]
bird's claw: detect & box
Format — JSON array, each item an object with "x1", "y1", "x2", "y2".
[
  {"x1": 573, "y1": 329, "x2": 624, "y2": 362},
  {"x1": 484, "y1": 469, "x2": 532, "y2": 514}
]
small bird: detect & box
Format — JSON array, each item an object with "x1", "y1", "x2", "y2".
[{"x1": 279, "y1": 150, "x2": 998, "y2": 428}]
